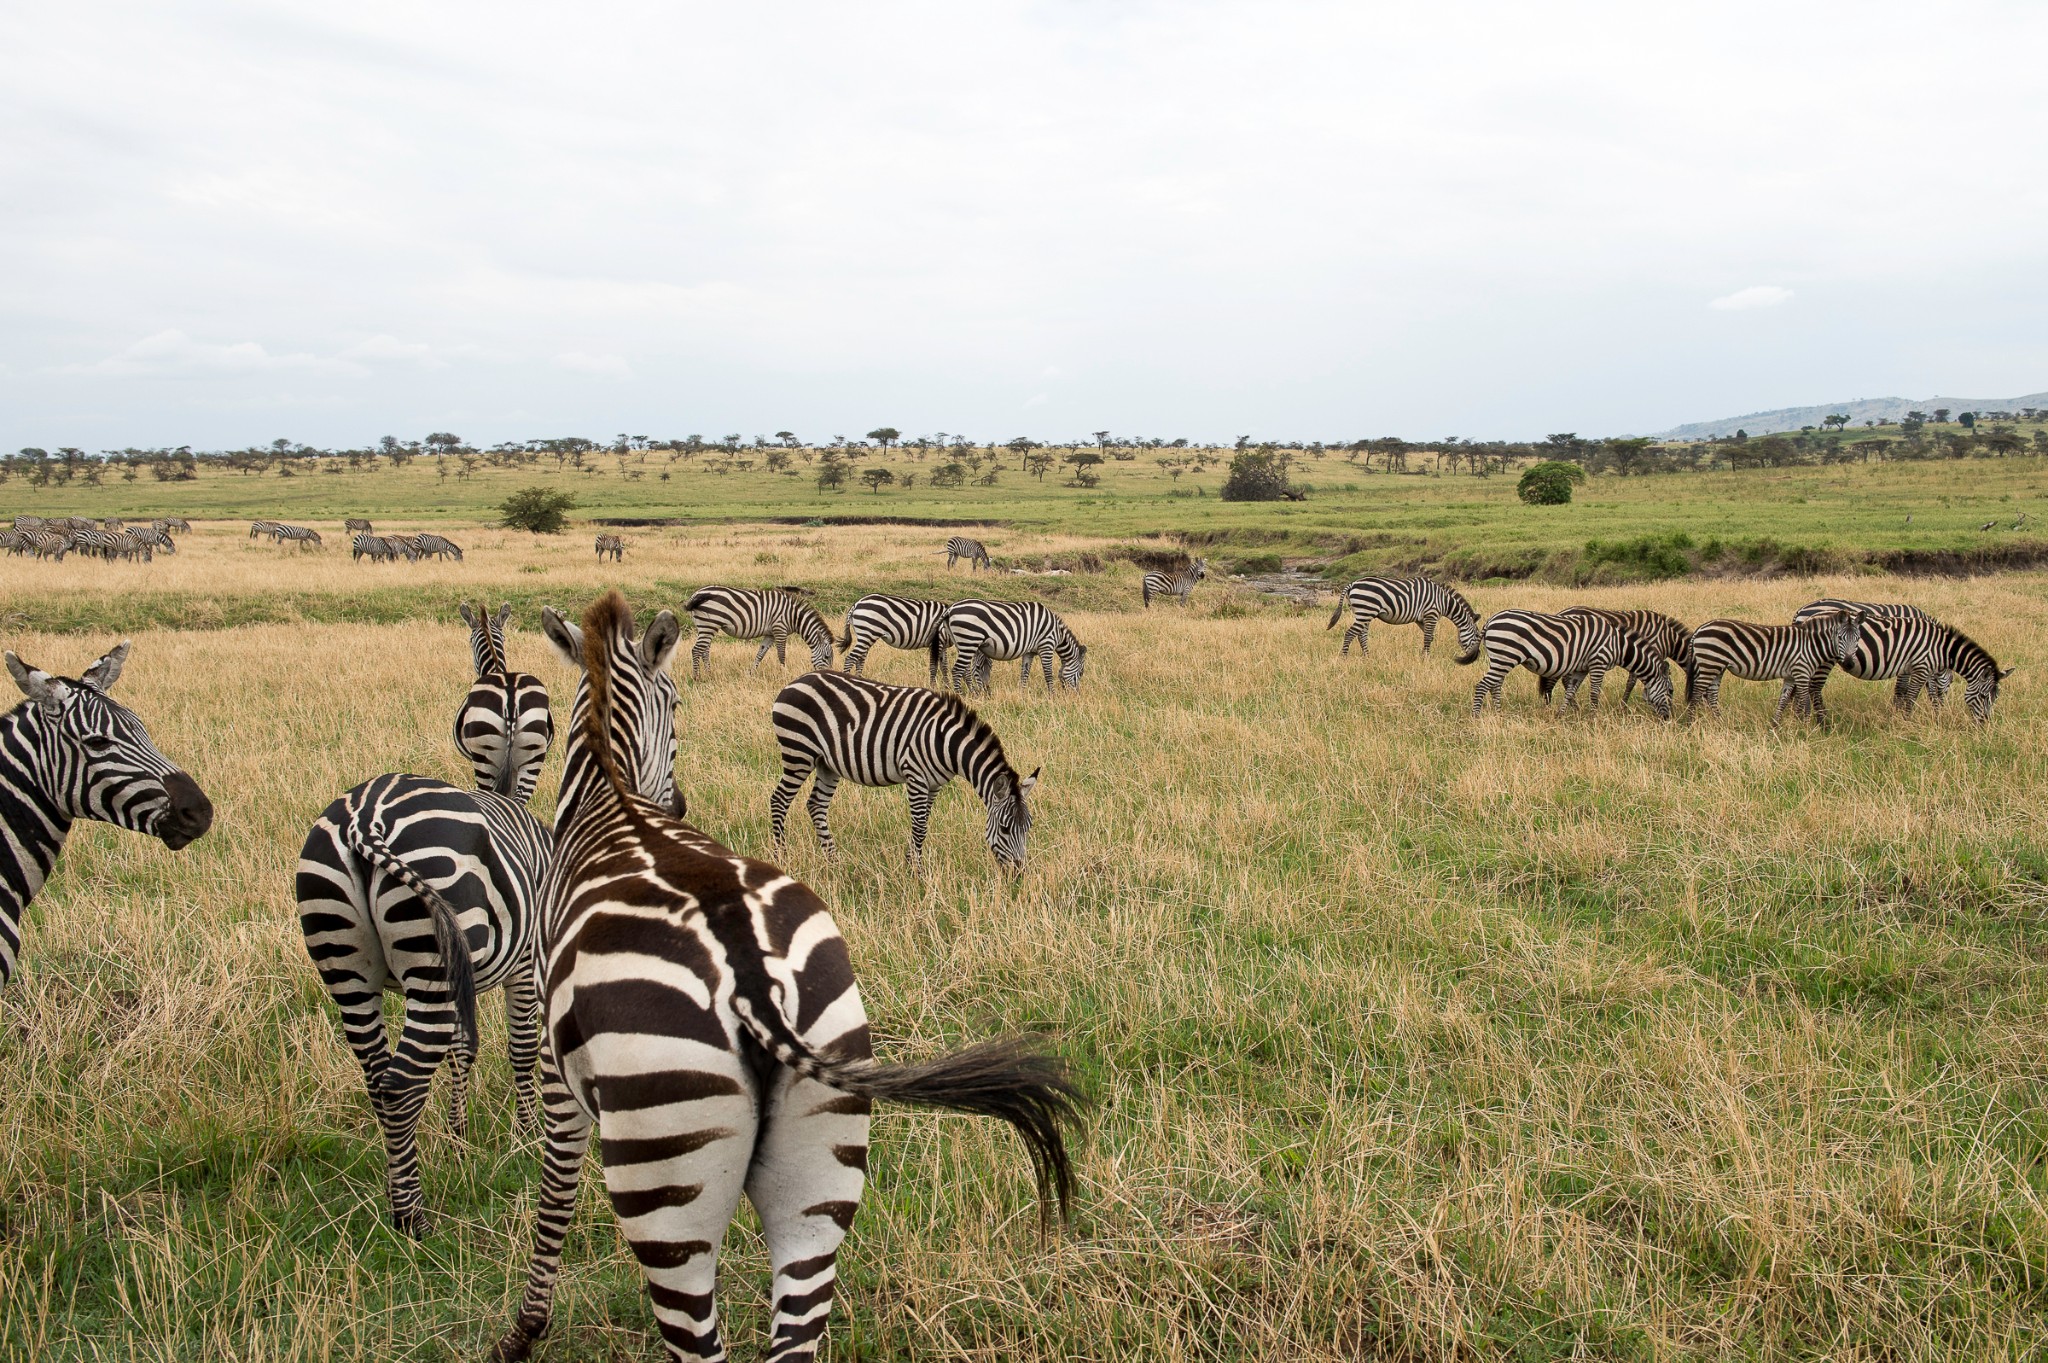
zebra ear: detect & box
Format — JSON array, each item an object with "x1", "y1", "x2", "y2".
[
  {"x1": 6, "y1": 652, "x2": 61, "y2": 712},
  {"x1": 494, "y1": 602, "x2": 512, "y2": 631},
  {"x1": 1999, "y1": 667, "x2": 2017, "y2": 680},
  {"x1": 458, "y1": 602, "x2": 479, "y2": 631},
  {"x1": 1018, "y1": 765, "x2": 1040, "y2": 793},
  {"x1": 82, "y1": 640, "x2": 131, "y2": 691},
  {"x1": 540, "y1": 606, "x2": 584, "y2": 667},
  {"x1": 639, "y1": 610, "x2": 682, "y2": 674}
]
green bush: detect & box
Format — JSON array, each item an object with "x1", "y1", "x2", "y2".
[
  {"x1": 499, "y1": 487, "x2": 578, "y2": 534},
  {"x1": 1221, "y1": 450, "x2": 1299, "y2": 502},
  {"x1": 1517, "y1": 460, "x2": 1585, "y2": 505},
  {"x1": 1583, "y1": 531, "x2": 1694, "y2": 579}
]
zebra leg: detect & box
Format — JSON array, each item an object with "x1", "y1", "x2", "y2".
[
  {"x1": 691, "y1": 627, "x2": 715, "y2": 681},
  {"x1": 376, "y1": 984, "x2": 460, "y2": 1236},
  {"x1": 1037, "y1": 648, "x2": 1054, "y2": 691},
  {"x1": 950, "y1": 647, "x2": 975, "y2": 693},
  {"x1": 1342, "y1": 619, "x2": 1369, "y2": 657},
  {"x1": 752, "y1": 634, "x2": 777, "y2": 671},
  {"x1": 446, "y1": 1043, "x2": 474, "y2": 1140},
  {"x1": 746, "y1": 1066, "x2": 870, "y2": 1363},
  {"x1": 905, "y1": 775, "x2": 934, "y2": 870},
  {"x1": 504, "y1": 968, "x2": 542, "y2": 1134},
  {"x1": 1537, "y1": 676, "x2": 1557, "y2": 707},
  {"x1": 491, "y1": 1058, "x2": 594, "y2": 1363},
  {"x1": 1585, "y1": 669, "x2": 1604, "y2": 712},
  {"x1": 1473, "y1": 663, "x2": 1510, "y2": 716},
  {"x1": 843, "y1": 640, "x2": 871, "y2": 675},
  {"x1": 770, "y1": 759, "x2": 812, "y2": 849},
  {"x1": 1419, "y1": 615, "x2": 1437, "y2": 654},
  {"x1": 776, "y1": 625, "x2": 790, "y2": 667},
  {"x1": 806, "y1": 772, "x2": 841, "y2": 857}
]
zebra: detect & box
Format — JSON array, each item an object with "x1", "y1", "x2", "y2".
[
  {"x1": 1468, "y1": 610, "x2": 1674, "y2": 718},
  {"x1": 13, "y1": 515, "x2": 45, "y2": 531},
  {"x1": 1, "y1": 642, "x2": 214, "y2": 994},
  {"x1": 839, "y1": 593, "x2": 953, "y2": 682},
  {"x1": 1794, "y1": 599, "x2": 1951, "y2": 703},
  {"x1": 941, "y1": 599, "x2": 1087, "y2": 692},
  {"x1": 128, "y1": 524, "x2": 176, "y2": 555},
  {"x1": 1142, "y1": 558, "x2": 1207, "y2": 608},
  {"x1": 1686, "y1": 610, "x2": 1866, "y2": 724},
  {"x1": 492, "y1": 591, "x2": 1080, "y2": 1363},
  {"x1": 250, "y1": 519, "x2": 283, "y2": 541},
  {"x1": 350, "y1": 532, "x2": 398, "y2": 563},
  {"x1": 415, "y1": 532, "x2": 463, "y2": 561},
  {"x1": 594, "y1": 533, "x2": 623, "y2": 563},
  {"x1": 383, "y1": 533, "x2": 423, "y2": 561},
  {"x1": 345, "y1": 517, "x2": 373, "y2": 533},
  {"x1": 71, "y1": 527, "x2": 151, "y2": 562},
  {"x1": 937, "y1": 535, "x2": 992, "y2": 570},
  {"x1": 0, "y1": 531, "x2": 24, "y2": 556},
  {"x1": 1558, "y1": 607, "x2": 1691, "y2": 706},
  {"x1": 770, "y1": 670, "x2": 1040, "y2": 870},
  {"x1": 455, "y1": 602, "x2": 555, "y2": 802},
  {"x1": 296, "y1": 772, "x2": 553, "y2": 1236},
  {"x1": 1792, "y1": 616, "x2": 2011, "y2": 723},
  {"x1": 1326, "y1": 577, "x2": 1483, "y2": 661},
  {"x1": 153, "y1": 516, "x2": 191, "y2": 534},
  {"x1": 682, "y1": 585, "x2": 835, "y2": 679},
  {"x1": 21, "y1": 530, "x2": 71, "y2": 560}
]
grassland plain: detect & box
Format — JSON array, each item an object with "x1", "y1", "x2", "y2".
[
  {"x1": 3, "y1": 517, "x2": 2048, "y2": 1360},
  {"x1": 9, "y1": 453, "x2": 2048, "y2": 581}
]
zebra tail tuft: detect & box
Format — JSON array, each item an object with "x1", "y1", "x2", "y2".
[
  {"x1": 347, "y1": 822, "x2": 479, "y2": 1053},
  {"x1": 1684, "y1": 656, "x2": 1699, "y2": 707},
  {"x1": 1325, "y1": 599, "x2": 1345, "y2": 629},
  {"x1": 1455, "y1": 641, "x2": 1482, "y2": 666}
]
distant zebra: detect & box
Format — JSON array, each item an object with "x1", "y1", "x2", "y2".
[
  {"x1": 1793, "y1": 615, "x2": 2011, "y2": 723},
  {"x1": 1794, "y1": 598, "x2": 1950, "y2": 703},
  {"x1": 21, "y1": 530, "x2": 71, "y2": 560},
  {"x1": 1558, "y1": 607, "x2": 1691, "y2": 706},
  {"x1": 296, "y1": 772, "x2": 553, "y2": 1236},
  {"x1": 71, "y1": 527, "x2": 151, "y2": 562},
  {"x1": 128, "y1": 524, "x2": 176, "y2": 555},
  {"x1": 249, "y1": 519, "x2": 284, "y2": 542},
  {"x1": 384, "y1": 533, "x2": 423, "y2": 561},
  {"x1": 2, "y1": 642, "x2": 213, "y2": 993},
  {"x1": 594, "y1": 533, "x2": 623, "y2": 563},
  {"x1": 454, "y1": 602, "x2": 555, "y2": 802},
  {"x1": 1469, "y1": 610, "x2": 1674, "y2": 718},
  {"x1": 937, "y1": 535, "x2": 992, "y2": 570},
  {"x1": 352, "y1": 533, "x2": 398, "y2": 563},
  {"x1": 771, "y1": 670, "x2": 1040, "y2": 869},
  {"x1": 1327, "y1": 577, "x2": 1483, "y2": 661},
  {"x1": 13, "y1": 515, "x2": 45, "y2": 531},
  {"x1": 839, "y1": 593, "x2": 954, "y2": 682},
  {"x1": 415, "y1": 532, "x2": 463, "y2": 561},
  {"x1": 1686, "y1": 610, "x2": 1866, "y2": 724},
  {"x1": 941, "y1": 599, "x2": 1087, "y2": 692},
  {"x1": 345, "y1": 517, "x2": 373, "y2": 534},
  {"x1": 682, "y1": 585, "x2": 836, "y2": 679},
  {"x1": 275, "y1": 523, "x2": 322, "y2": 548},
  {"x1": 1142, "y1": 558, "x2": 1207, "y2": 608},
  {"x1": 0, "y1": 532, "x2": 24, "y2": 556},
  {"x1": 153, "y1": 516, "x2": 191, "y2": 534}
]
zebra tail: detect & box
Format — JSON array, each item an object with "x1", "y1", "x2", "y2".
[
  {"x1": 729, "y1": 991, "x2": 1082, "y2": 1225},
  {"x1": 683, "y1": 587, "x2": 715, "y2": 613},
  {"x1": 1684, "y1": 657, "x2": 1699, "y2": 707},
  {"x1": 837, "y1": 622, "x2": 852, "y2": 650},
  {"x1": 346, "y1": 820, "x2": 479, "y2": 1054},
  {"x1": 1325, "y1": 599, "x2": 1345, "y2": 629}
]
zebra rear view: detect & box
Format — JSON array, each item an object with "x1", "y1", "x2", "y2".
[
  {"x1": 455, "y1": 602, "x2": 555, "y2": 802},
  {"x1": 1328, "y1": 577, "x2": 1482, "y2": 661}
]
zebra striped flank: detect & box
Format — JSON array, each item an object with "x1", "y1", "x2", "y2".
[
  {"x1": 1142, "y1": 558, "x2": 1207, "y2": 608},
  {"x1": 492, "y1": 592, "x2": 1080, "y2": 1363},
  {"x1": 771, "y1": 670, "x2": 1038, "y2": 869},
  {"x1": 1560, "y1": 607, "x2": 1690, "y2": 705},
  {"x1": 941, "y1": 599, "x2": 1087, "y2": 692},
  {"x1": 682, "y1": 584, "x2": 836, "y2": 678},
  {"x1": 0, "y1": 643, "x2": 213, "y2": 994},
  {"x1": 1471, "y1": 609, "x2": 1673, "y2": 718},
  {"x1": 1329, "y1": 577, "x2": 1482, "y2": 662},
  {"x1": 839, "y1": 593, "x2": 954, "y2": 682},
  {"x1": 1686, "y1": 611, "x2": 1865, "y2": 725}
]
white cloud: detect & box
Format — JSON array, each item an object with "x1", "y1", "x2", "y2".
[
  {"x1": 1708, "y1": 286, "x2": 1795, "y2": 312},
  {"x1": 552, "y1": 351, "x2": 631, "y2": 377},
  {"x1": 54, "y1": 330, "x2": 364, "y2": 377},
  {"x1": 339, "y1": 334, "x2": 451, "y2": 367}
]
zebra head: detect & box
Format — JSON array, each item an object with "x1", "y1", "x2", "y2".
[
  {"x1": 1191, "y1": 558, "x2": 1208, "y2": 580},
  {"x1": 1614, "y1": 633, "x2": 1674, "y2": 720},
  {"x1": 459, "y1": 601, "x2": 512, "y2": 675},
  {"x1": 1819, "y1": 608, "x2": 1867, "y2": 663},
  {"x1": 1058, "y1": 632, "x2": 1087, "y2": 689},
  {"x1": 1449, "y1": 591, "x2": 1484, "y2": 664},
  {"x1": 5, "y1": 643, "x2": 213, "y2": 850},
  {"x1": 542, "y1": 595, "x2": 685, "y2": 816},
  {"x1": 985, "y1": 766, "x2": 1040, "y2": 872}
]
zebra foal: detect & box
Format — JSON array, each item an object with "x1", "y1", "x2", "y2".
[
  {"x1": 941, "y1": 598, "x2": 1087, "y2": 692},
  {"x1": 936, "y1": 535, "x2": 992, "y2": 570},
  {"x1": 492, "y1": 592, "x2": 1080, "y2": 1363},
  {"x1": 1142, "y1": 558, "x2": 1207, "y2": 608},
  {"x1": 1470, "y1": 610, "x2": 1674, "y2": 718},
  {"x1": 455, "y1": 602, "x2": 555, "y2": 802},
  {"x1": 839, "y1": 592, "x2": 953, "y2": 682},
  {"x1": 1, "y1": 643, "x2": 213, "y2": 993},
  {"x1": 682, "y1": 585, "x2": 836, "y2": 679},
  {"x1": 1686, "y1": 610, "x2": 1865, "y2": 724},
  {"x1": 1327, "y1": 577, "x2": 1483, "y2": 661},
  {"x1": 771, "y1": 670, "x2": 1039, "y2": 870}
]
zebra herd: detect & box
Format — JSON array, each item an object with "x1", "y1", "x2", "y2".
[
  {"x1": 353, "y1": 530, "x2": 464, "y2": 562},
  {"x1": 1326, "y1": 576, "x2": 2013, "y2": 725},
  {"x1": 2, "y1": 515, "x2": 186, "y2": 562}
]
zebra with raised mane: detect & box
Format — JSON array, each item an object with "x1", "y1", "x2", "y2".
[
  {"x1": 594, "y1": 533, "x2": 623, "y2": 563},
  {"x1": 1142, "y1": 558, "x2": 1207, "y2": 608},
  {"x1": 1557, "y1": 607, "x2": 1691, "y2": 706},
  {"x1": 1790, "y1": 615, "x2": 2010, "y2": 723},
  {"x1": 415, "y1": 532, "x2": 463, "y2": 561},
  {"x1": 839, "y1": 592, "x2": 954, "y2": 682},
  {"x1": 1326, "y1": 577, "x2": 1483, "y2": 661},
  {"x1": 490, "y1": 591, "x2": 1080, "y2": 1363},
  {"x1": 682, "y1": 585, "x2": 836, "y2": 679},
  {"x1": 937, "y1": 535, "x2": 992, "y2": 570},
  {"x1": 1468, "y1": 610, "x2": 1674, "y2": 718},
  {"x1": 1686, "y1": 610, "x2": 1866, "y2": 724},
  {"x1": 455, "y1": 602, "x2": 555, "y2": 802},
  {"x1": 1, "y1": 643, "x2": 213, "y2": 993},
  {"x1": 771, "y1": 670, "x2": 1040, "y2": 869},
  {"x1": 940, "y1": 598, "x2": 1087, "y2": 692},
  {"x1": 1793, "y1": 598, "x2": 1950, "y2": 703}
]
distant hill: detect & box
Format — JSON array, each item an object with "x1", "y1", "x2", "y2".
[{"x1": 1658, "y1": 392, "x2": 2048, "y2": 439}]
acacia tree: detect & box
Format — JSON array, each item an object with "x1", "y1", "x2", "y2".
[
  {"x1": 866, "y1": 427, "x2": 900, "y2": 453},
  {"x1": 861, "y1": 467, "x2": 895, "y2": 493}
]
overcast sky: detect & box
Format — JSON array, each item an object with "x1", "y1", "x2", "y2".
[{"x1": 5, "y1": 1, "x2": 2045, "y2": 449}]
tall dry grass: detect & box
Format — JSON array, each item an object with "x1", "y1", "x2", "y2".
[{"x1": 1, "y1": 568, "x2": 2045, "y2": 1359}]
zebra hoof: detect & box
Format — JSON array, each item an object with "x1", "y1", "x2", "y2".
[
  {"x1": 491, "y1": 1322, "x2": 544, "y2": 1363},
  {"x1": 391, "y1": 1204, "x2": 434, "y2": 1240}
]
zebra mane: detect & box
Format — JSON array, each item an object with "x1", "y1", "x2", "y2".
[
  {"x1": 1940, "y1": 623, "x2": 2001, "y2": 678},
  {"x1": 578, "y1": 591, "x2": 631, "y2": 791},
  {"x1": 1441, "y1": 582, "x2": 1479, "y2": 623},
  {"x1": 941, "y1": 691, "x2": 1021, "y2": 800}
]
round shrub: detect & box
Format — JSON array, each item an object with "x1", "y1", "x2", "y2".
[{"x1": 1517, "y1": 460, "x2": 1585, "y2": 505}]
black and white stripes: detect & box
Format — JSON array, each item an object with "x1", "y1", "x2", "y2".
[
  {"x1": 940, "y1": 599, "x2": 1087, "y2": 692},
  {"x1": 1686, "y1": 610, "x2": 1867, "y2": 724},
  {"x1": 1796, "y1": 612, "x2": 2011, "y2": 722},
  {"x1": 455, "y1": 602, "x2": 556, "y2": 802},
  {"x1": 1328, "y1": 577, "x2": 1483, "y2": 661},
  {"x1": 1470, "y1": 609, "x2": 1675, "y2": 718},
  {"x1": 1142, "y1": 558, "x2": 1207, "y2": 608},
  {"x1": 938, "y1": 535, "x2": 992, "y2": 570},
  {"x1": 771, "y1": 670, "x2": 1039, "y2": 868},
  {"x1": 839, "y1": 592, "x2": 953, "y2": 682},
  {"x1": 683, "y1": 585, "x2": 837, "y2": 678}
]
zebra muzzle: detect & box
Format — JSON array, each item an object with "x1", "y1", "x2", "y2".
[{"x1": 156, "y1": 771, "x2": 214, "y2": 849}]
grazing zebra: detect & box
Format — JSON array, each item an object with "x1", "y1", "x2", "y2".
[
  {"x1": 1558, "y1": 607, "x2": 1691, "y2": 705},
  {"x1": 128, "y1": 524, "x2": 176, "y2": 555},
  {"x1": 1469, "y1": 610, "x2": 1674, "y2": 718},
  {"x1": 1142, "y1": 558, "x2": 1207, "y2": 608},
  {"x1": 153, "y1": 516, "x2": 192, "y2": 533},
  {"x1": 250, "y1": 519, "x2": 283, "y2": 541},
  {"x1": 454, "y1": 602, "x2": 555, "y2": 802},
  {"x1": 682, "y1": 585, "x2": 836, "y2": 679},
  {"x1": 839, "y1": 592, "x2": 953, "y2": 682},
  {"x1": 71, "y1": 527, "x2": 151, "y2": 562},
  {"x1": 1326, "y1": 577, "x2": 1483, "y2": 662},
  {"x1": 942, "y1": 599, "x2": 1087, "y2": 692},
  {"x1": 1792, "y1": 616, "x2": 2011, "y2": 723},
  {"x1": 13, "y1": 515, "x2": 45, "y2": 531},
  {"x1": 771, "y1": 670, "x2": 1040, "y2": 869},
  {"x1": 0, "y1": 531, "x2": 24, "y2": 556},
  {"x1": 594, "y1": 533, "x2": 623, "y2": 563},
  {"x1": 352, "y1": 533, "x2": 396, "y2": 563},
  {"x1": 345, "y1": 517, "x2": 373, "y2": 533},
  {"x1": 384, "y1": 533, "x2": 424, "y2": 561},
  {"x1": 1793, "y1": 598, "x2": 1950, "y2": 702},
  {"x1": 415, "y1": 532, "x2": 463, "y2": 561},
  {"x1": 937, "y1": 535, "x2": 992, "y2": 570},
  {"x1": 273, "y1": 523, "x2": 322, "y2": 548},
  {"x1": 21, "y1": 530, "x2": 71, "y2": 560},
  {"x1": 1686, "y1": 610, "x2": 1866, "y2": 724},
  {"x1": 1, "y1": 643, "x2": 214, "y2": 993},
  {"x1": 296, "y1": 772, "x2": 553, "y2": 1236},
  {"x1": 492, "y1": 592, "x2": 1079, "y2": 1363}
]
